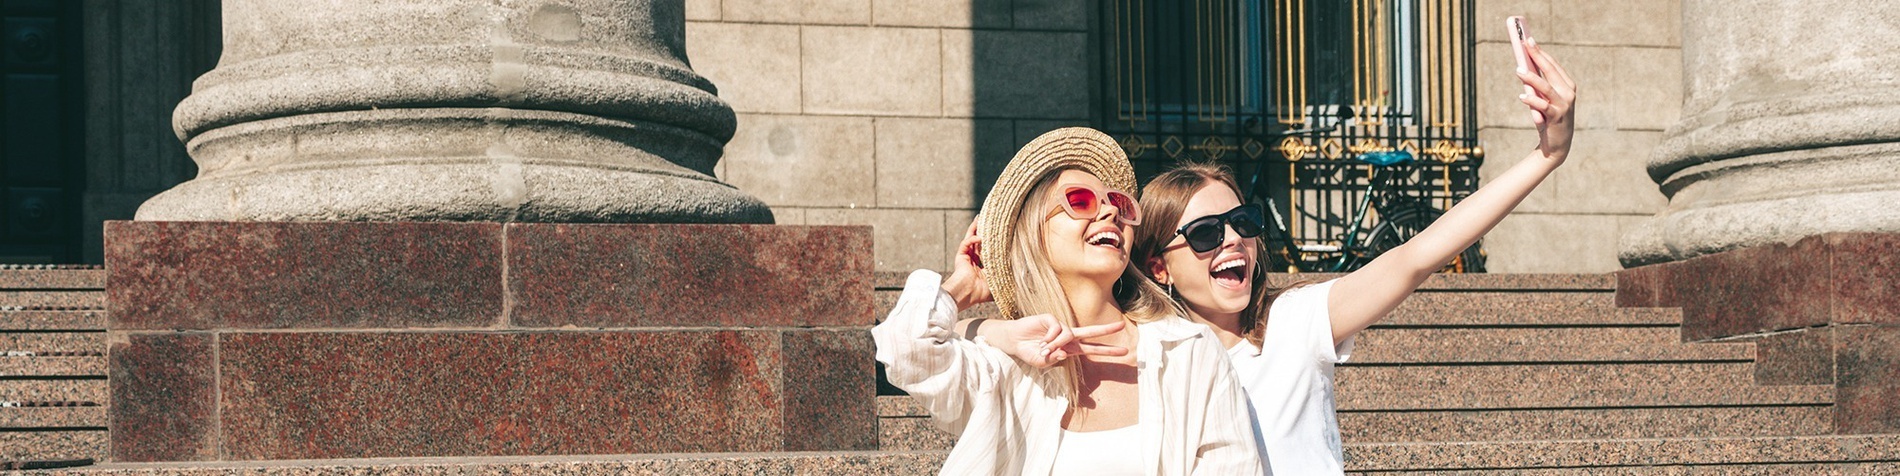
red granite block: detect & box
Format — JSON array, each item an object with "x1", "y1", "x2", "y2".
[
  {"x1": 216, "y1": 330, "x2": 823, "y2": 460},
  {"x1": 1826, "y1": 233, "x2": 1900, "y2": 325},
  {"x1": 507, "y1": 224, "x2": 873, "y2": 328},
  {"x1": 1660, "y1": 237, "x2": 1833, "y2": 341},
  {"x1": 109, "y1": 332, "x2": 216, "y2": 462},
  {"x1": 1755, "y1": 327, "x2": 1836, "y2": 386},
  {"x1": 780, "y1": 329, "x2": 876, "y2": 451},
  {"x1": 1614, "y1": 263, "x2": 1673, "y2": 309},
  {"x1": 1834, "y1": 326, "x2": 1900, "y2": 434},
  {"x1": 104, "y1": 221, "x2": 503, "y2": 330}
]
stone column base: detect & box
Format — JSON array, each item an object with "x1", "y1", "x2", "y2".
[
  {"x1": 104, "y1": 221, "x2": 875, "y2": 462},
  {"x1": 1618, "y1": 233, "x2": 1900, "y2": 434}
]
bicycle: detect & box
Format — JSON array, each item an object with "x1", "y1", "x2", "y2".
[{"x1": 1246, "y1": 149, "x2": 1485, "y2": 274}]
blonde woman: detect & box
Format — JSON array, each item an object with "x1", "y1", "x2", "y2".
[
  {"x1": 874, "y1": 128, "x2": 1262, "y2": 475},
  {"x1": 1126, "y1": 39, "x2": 1578, "y2": 474}
]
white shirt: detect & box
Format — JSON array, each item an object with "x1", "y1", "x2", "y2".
[
  {"x1": 1227, "y1": 279, "x2": 1351, "y2": 475},
  {"x1": 873, "y1": 270, "x2": 1264, "y2": 476}
]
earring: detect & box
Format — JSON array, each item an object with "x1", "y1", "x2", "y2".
[
  {"x1": 1167, "y1": 282, "x2": 1175, "y2": 298},
  {"x1": 1113, "y1": 279, "x2": 1126, "y2": 296}
]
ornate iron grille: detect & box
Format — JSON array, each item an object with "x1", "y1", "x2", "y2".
[{"x1": 1097, "y1": 0, "x2": 1484, "y2": 272}]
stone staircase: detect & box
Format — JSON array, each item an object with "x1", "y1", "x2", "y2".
[
  {"x1": 0, "y1": 265, "x2": 108, "y2": 467},
  {"x1": 16, "y1": 269, "x2": 1900, "y2": 474},
  {"x1": 876, "y1": 272, "x2": 1900, "y2": 473}
]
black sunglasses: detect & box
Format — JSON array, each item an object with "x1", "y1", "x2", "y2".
[{"x1": 1173, "y1": 204, "x2": 1266, "y2": 253}]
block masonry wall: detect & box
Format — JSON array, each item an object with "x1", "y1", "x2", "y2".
[{"x1": 687, "y1": 0, "x2": 1681, "y2": 274}]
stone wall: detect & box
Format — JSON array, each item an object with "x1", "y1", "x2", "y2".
[
  {"x1": 686, "y1": 0, "x2": 1681, "y2": 274},
  {"x1": 1472, "y1": 0, "x2": 1678, "y2": 272},
  {"x1": 685, "y1": 0, "x2": 1091, "y2": 272}
]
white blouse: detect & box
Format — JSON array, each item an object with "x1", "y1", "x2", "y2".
[{"x1": 873, "y1": 270, "x2": 1263, "y2": 475}]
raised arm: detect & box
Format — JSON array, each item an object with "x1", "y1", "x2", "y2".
[
  {"x1": 872, "y1": 270, "x2": 1022, "y2": 434},
  {"x1": 1328, "y1": 39, "x2": 1577, "y2": 344}
]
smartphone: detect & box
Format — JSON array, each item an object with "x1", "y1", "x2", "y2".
[{"x1": 1506, "y1": 16, "x2": 1544, "y2": 122}]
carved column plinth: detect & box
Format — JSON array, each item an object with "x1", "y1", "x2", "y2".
[
  {"x1": 136, "y1": 0, "x2": 770, "y2": 223},
  {"x1": 1619, "y1": 0, "x2": 1900, "y2": 267}
]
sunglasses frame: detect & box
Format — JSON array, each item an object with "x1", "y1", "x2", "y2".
[
  {"x1": 1173, "y1": 204, "x2": 1266, "y2": 253},
  {"x1": 1044, "y1": 185, "x2": 1142, "y2": 226}
]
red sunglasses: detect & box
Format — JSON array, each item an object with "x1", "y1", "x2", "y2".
[{"x1": 1043, "y1": 186, "x2": 1141, "y2": 226}]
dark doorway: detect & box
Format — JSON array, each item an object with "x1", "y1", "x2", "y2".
[{"x1": 0, "y1": 0, "x2": 82, "y2": 263}]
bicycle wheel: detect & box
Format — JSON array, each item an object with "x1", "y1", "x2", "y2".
[{"x1": 1364, "y1": 201, "x2": 1486, "y2": 273}]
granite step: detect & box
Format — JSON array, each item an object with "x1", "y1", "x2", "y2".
[
  {"x1": 1349, "y1": 326, "x2": 1751, "y2": 363},
  {"x1": 877, "y1": 417, "x2": 956, "y2": 452},
  {"x1": 1268, "y1": 273, "x2": 1617, "y2": 291},
  {"x1": 0, "y1": 379, "x2": 107, "y2": 403},
  {"x1": 0, "y1": 268, "x2": 105, "y2": 291},
  {"x1": 1339, "y1": 404, "x2": 1833, "y2": 443},
  {"x1": 1342, "y1": 434, "x2": 1900, "y2": 472},
  {"x1": 1353, "y1": 463, "x2": 1900, "y2": 475},
  {"x1": 0, "y1": 333, "x2": 106, "y2": 353},
  {"x1": 0, "y1": 292, "x2": 105, "y2": 310},
  {"x1": 0, "y1": 357, "x2": 108, "y2": 377},
  {"x1": 1336, "y1": 384, "x2": 1832, "y2": 411},
  {"x1": 877, "y1": 390, "x2": 1839, "y2": 450},
  {"x1": 1336, "y1": 362, "x2": 1761, "y2": 393},
  {"x1": 0, "y1": 431, "x2": 105, "y2": 461},
  {"x1": 873, "y1": 272, "x2": 1617, "y2": 292},
  {"x1": 0, "y1": 406, "x2": 105, "y2": 428},
  {"x1": 11, "y1": 450, "x2": 950, "y2": 474},
  {"x1": 0, "y1": 311, "x2": 108, "y2": 331}
]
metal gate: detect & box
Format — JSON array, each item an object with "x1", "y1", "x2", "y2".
[{"x1": 1097, "y1": 0, "x2": 1484, "y2": 272}]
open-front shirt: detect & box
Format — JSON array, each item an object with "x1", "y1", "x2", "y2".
[{"x1": 872, "y1": 270, "x2": 1263, "y2": 475}]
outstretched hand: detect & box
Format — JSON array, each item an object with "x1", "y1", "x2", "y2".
[
  {"x1": 943, "y1": 218, "x2": 991, "y2": 311},
  {"x1": 991, "y1": 314, "x2": 1129, "y2": 368},
  {"x1": 1516, "y1": 39, "x2": 1576, "y2": 163}
]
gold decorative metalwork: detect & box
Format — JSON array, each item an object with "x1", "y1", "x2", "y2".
[
  {"x1": 1161, "y1": 135, "x2": 1187, "y2": 158},
  {"x1": 1242, "y1": 138, "x2": 1266, "y2": 159},
  {"x1": 1348, "y1": 139, "x2": 1388, "y2": 155},
  {"x1": 1192, "y1": 136, "x2": 1236, "y2": 160},
  {"x1": 1278, "y1": 137, "x2": 1315, "y2": 161},
  {"x1": 1320, "y1": 138, "x2": 1344, "y2": 159},
  {"x1": 1120, "y1": 135, "x2": 1156, "y2": 157}
]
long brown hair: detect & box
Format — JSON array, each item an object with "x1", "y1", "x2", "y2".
[{"x1": 1129, "y1": 162, "x2": 1285, "y2": 346}]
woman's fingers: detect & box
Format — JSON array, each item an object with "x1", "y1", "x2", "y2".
[
  {"x1": 1528, "y1": 41, "x2": 1574, "y2": 92},
  {"x1": 1516, "y1": 68, "x2": 1558, "y2": 102},
  {"x1": 1070, "y1": 320, "x2": 1127, "y2": 339},
  {"x1": 1071, "y1": 342, "x2": 1130, "y2": 357}
]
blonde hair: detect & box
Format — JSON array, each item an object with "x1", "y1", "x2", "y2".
[
  {"x1": 1130, "y1": 162, "x2": 1290, "y2": 347},
  {"x1": 1005, "y1": 168, "x2": 1181, "y2": 408}
]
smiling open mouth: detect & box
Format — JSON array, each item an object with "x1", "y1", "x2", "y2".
[
  {"x1": 1088, "y1": 231, "x2": 1122, "y2": 248},
  {"x1": 1212, "y1": 258, "x2": 1247, "y2": 287}
]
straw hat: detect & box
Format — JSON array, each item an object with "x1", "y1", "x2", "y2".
[{"x1": 978, "y1": 127, "x2": 1138, "y2": 320}]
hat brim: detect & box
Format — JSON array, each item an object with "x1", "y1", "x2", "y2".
[{"x1": 977, "y1": 127, "x2": 1138, "y2": 320}]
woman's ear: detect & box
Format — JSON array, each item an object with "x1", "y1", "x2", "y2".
[{"x1": 1146, "y1": 256, "x2": 1171, "y2": 285}]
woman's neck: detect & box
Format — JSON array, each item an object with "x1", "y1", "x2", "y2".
[
  {"x1": 1062, "y1": 281, "x2": 1125, "y2": 327},
  {"x1": 1184, "y1": 303, "x2": 1245, "y2": 349}
]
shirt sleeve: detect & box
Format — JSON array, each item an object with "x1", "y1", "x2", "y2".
[
  {"x1": 1191, "y1": 328, "x2": 1268, "y2": 475},
  {"x1": 1267, "y1": 279, "x2": 1353, "y2": 364},
  {"x1": 871, "y1": 269, "x2": 1021, "y2": 435}
]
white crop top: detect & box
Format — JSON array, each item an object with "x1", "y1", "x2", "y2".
[{"x1": 1048, "y1": 424, "x2": 1145, "y2": 475}]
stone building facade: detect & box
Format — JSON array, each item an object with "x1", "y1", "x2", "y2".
[
  {"x1": 683, "y1": 0, "x2": 1681, "y2": 274},
  {"x1": 62, "y1": 0, "x2": 1680, "y2": 273}
]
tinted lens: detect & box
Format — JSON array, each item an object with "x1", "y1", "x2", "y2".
[
  {"x1": 1063, "y1": 187, "x2": 1098, "y2": 218},
  {"x1": 1106, "y1": 191, "x2": 1141, "y2": 225},
  {"x1": 1228, "y1": 205, "x2": 1265, "y2": 238},
  {"x1": 1182, "y1": 217, "x2": 1226, "y2": 253}
]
